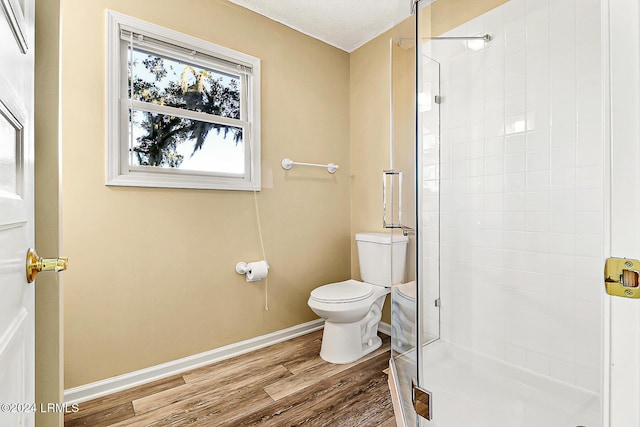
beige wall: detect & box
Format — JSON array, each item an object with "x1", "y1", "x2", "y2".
[
  {"x1": 51, "y1": 0, "x2": 511, "y2": 391},
  {"x1": 429, "y1": 0, "x2": 508, "y2": 37},
  {"x1": 60, "y1": 0, "x2": 350, "y2": 388},
  {"x1": 349, "y1": 18, "x2": 415, "y2": 324}
]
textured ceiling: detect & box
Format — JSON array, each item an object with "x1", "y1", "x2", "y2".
[{"x1": 228, "y1": 0, "x2": 413, "y2": 52}]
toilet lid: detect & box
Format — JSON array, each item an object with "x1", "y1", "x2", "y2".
[{"x1": 310, "y1": 279, "x2": 373, "y2": 303}]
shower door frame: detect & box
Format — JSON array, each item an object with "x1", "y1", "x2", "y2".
[
  {"x1": 387, "y1": 24, "x2": 421, "y2": 425},
  {"x1": 387, "y1": 1, "x2": 442, "y2": 425}
]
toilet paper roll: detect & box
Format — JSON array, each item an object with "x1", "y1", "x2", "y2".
[{"x1": 246, "y1": 260, "x2": 269, "y2": 282}]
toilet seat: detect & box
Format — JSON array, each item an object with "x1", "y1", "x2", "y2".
[{"x1": 310, "y1": 279, "x2": 373, "y2": 303}]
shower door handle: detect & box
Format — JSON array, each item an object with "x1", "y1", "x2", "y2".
[
  {"x1": 383, "y1": 170, "x2": 415, "y2": 236},
  {"x1": 382, "y1": 169, "x2": 402, "y2": 229}
]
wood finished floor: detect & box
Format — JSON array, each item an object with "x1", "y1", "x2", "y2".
[{"x1": 64, "y1": 330, "x2": 396, "y2": 427}]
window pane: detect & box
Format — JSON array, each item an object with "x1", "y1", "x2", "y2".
[
  {"x1": 129, "y1": 110, "x2": 244, "y2": 175},
  {"x1": 130, "y1": 47, "x2": 241, "y2": 120}
]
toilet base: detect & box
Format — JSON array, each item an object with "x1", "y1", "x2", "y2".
[{"x1": 319, "y1": 320, "x2": 382, "y2": 364}]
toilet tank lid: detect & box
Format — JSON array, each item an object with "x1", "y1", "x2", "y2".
[{"x1": 355, "y1": 232, "x2": 408, "y2": 244}]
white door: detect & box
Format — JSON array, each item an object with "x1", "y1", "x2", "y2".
[{"x1": 0, "y1": 0, "x2": 35, "y2": 426}]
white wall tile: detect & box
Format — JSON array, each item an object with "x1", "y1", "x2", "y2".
[
  {"x1": 505, "y1": 153, "x2": 526, "y2": 173},
  {"x1": 577, "y1": 165, "x2": 603, "y2": 189},
  {"x1": 485, "y1": 155, "x2": 505, "y2": 175},
  {"x1": 505, "y1": 192, "x2": 526, "y2": 211},
  {"x1": 506, "y1": 93, "x2": 526, "y2": 116},
  {"x1": 575, "y1": 256, "x2": 603, "y2": 281},
  {"x1": 526, "y1": 171, "x2": 550, "y2": 192},
  {"x1": 526, "y1": 212, "x2": 550, "y2": 232},
  {"x1": 505, "y1": 133, "x2": 526, "y2": 153},
  {"x1": 526, "y1": 150, "x2": 550, "y2": 171},
  {"x1": 505, "y1": 172, "x2": 526, "y2": 192},
  {"x1": 485, "y1": 174, "x2": 505, "y2": 193},
  {"x1": 504, "y1": 211, "x2": 525, "y2": 231},
  {"x1": 429, "y1": 0, "x2": 602, "y2": 391},
  {"x1": 550, "y1": 212, "x2": 576, "y2": 234},
  {"x1": 550, "y1": 146, "x2": 577, "y2": 170},
  {"x1": 548, "y1": 233, "x2": 576, "y2": 255},
  {"x1": 504, "y1": 0, "x2": 526, "y2": 22},
  {"x1": 576, "y1": 189, "x2": 603, "y2": 212},
  {"x1": 525, "y1": 191, "x2": 549, "y2": 211},
  {"x1": 575, "y1": 212, "x2": 603, "y2": 234},
  {"x1": 506, "y1": 73, "x2": 526, "y2": 97},
  {"x1": 550, "y1": 168, "x2": 576, "y2": 191},
  {"x1": 550, "y1": 190, "x2": 576, "y2": 211},
  {"x1": 577, "y1": 144, "x2": 602, "y2": 167}
]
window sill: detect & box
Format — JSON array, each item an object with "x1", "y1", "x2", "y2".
[{"x1": 106, "y1": 170, "x2": 261, "y2": 191}]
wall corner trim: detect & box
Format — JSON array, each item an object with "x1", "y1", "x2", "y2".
[{"x1": 64, "y1": 319, "x2": 324, "y2": 404}]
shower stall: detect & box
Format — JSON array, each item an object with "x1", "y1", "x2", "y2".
[{"x1": 388, "y1": 0, "x2": 605, "y2": 425}]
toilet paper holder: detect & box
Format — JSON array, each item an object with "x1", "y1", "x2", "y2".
[
  {"x1": 235, "y1": 262, "x2": 251, "y2": 274},
  {"x1": 235, "y1": 260, "x2": 270, "y2": 281}
]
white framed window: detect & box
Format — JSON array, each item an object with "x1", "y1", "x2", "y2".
[{"x1": 106, "y1": 11, "x2": 261, "y2": 190}]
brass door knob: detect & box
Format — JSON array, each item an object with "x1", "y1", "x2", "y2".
[{"x1": 26, "y1": 248, "x2": 68, "y2": 284}]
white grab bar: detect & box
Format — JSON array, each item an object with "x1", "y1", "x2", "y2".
[{"x1": 281, "y1": 158, "x2": 338, "y2": 174}]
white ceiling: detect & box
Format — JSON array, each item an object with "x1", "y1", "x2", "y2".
[{"x1": 228, "y1": 0, "x2": 413, "y2": 52}]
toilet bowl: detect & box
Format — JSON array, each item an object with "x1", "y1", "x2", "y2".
[
  {"x1": 309, "y1": 279, "x2": 389, "y2": 363},
  {"x1": 308, "y1": 232, "x2": 408, "y2": 364}
]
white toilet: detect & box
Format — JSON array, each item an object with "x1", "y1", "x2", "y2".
[{"x1": 308, "y1": 232, "x2": 408, "y2": 364}]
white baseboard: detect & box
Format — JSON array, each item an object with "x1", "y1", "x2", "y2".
[
  {"x1": 64, "y1": 319, "x2": 393, "y2": 405},
  {"x1": 64, "y1": 319, "x2": 324, "y2": 404}
]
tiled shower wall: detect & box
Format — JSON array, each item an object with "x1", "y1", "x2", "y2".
[{"x1": 423, "y1": 0, "x2": 603, "y2": 392}]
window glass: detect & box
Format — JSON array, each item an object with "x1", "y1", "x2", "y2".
[
  {"x1": 129, "y1": 110, "x2": 244, "y2": 174},
  {"x1": 130, "y1": 48, "x2": 242, "y2": 119}
]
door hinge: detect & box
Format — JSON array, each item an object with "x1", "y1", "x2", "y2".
[
  {"x1": 412, "y1": 379, "x2": 432, "y2": 421},
  {"x1": 434, "y1": 95, "x2": 442, "y2": 104},
  {"x1": 435, "y1": 298, "x2": 441, "y2": 307}
]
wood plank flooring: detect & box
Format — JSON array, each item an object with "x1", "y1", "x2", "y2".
[{"x1": 64, "y1": 330, "x2": 396, "y2": 427}]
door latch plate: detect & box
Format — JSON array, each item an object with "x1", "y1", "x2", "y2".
[{"x1": 605, "y1": 257, "x2": 640, "y2": 298}]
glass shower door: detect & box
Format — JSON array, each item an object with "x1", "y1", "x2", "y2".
[
  {"x1": 413, "y1": 23, "x2": 442, "y2": 426},
  {"x1": 388, "y1": 1, "x2": 441, "y2": 425},
  {"x1": 415, "y1": 53, "x2": 441, "y2": 427}
]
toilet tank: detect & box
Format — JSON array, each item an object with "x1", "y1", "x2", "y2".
[{"x1": 355, "y1": 232, "x2": 408, "y2": 286}]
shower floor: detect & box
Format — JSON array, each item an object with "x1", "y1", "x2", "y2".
[{"x1": 418, "y1": 340, "x2": 600, "y2": 427}]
